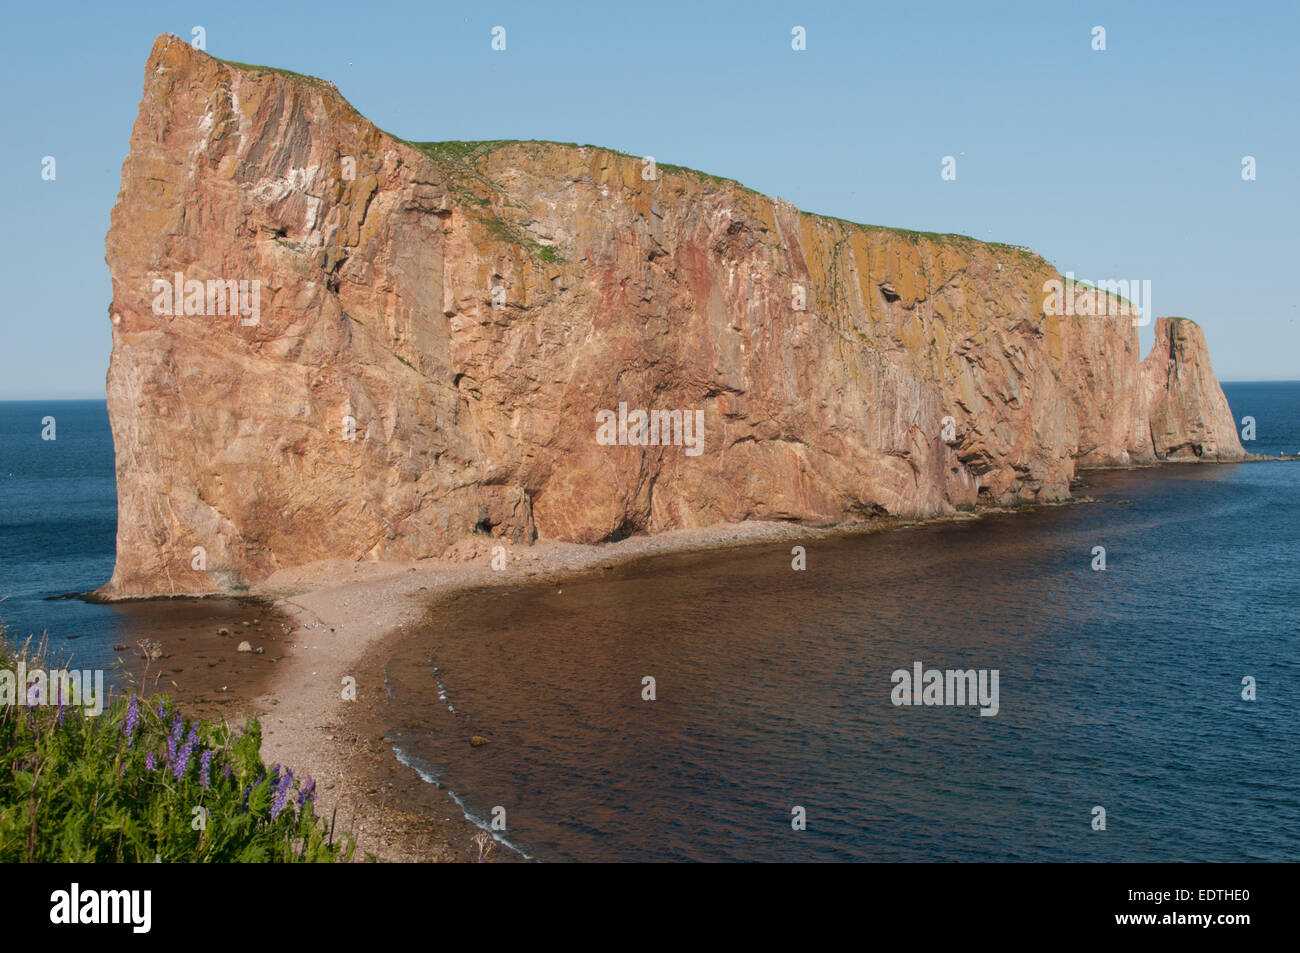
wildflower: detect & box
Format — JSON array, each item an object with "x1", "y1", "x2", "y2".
[
  {"x1": 55, "y1": 703, "x2": 65, "y2": 726},
  {"x1": 222, "y1": 763, "x2": 233, "y2": 781},
  {"x1": 271, "y1": 770, "x2": 294, "y2": 819},
  {"x1": 156, "y1": 700, "x2": 167, "y2": 719},
  {"x1": 145, "y1": 751, "x2": 157, "y2": 771},
  {"x1": 165, "y1": 714, "x2": 183, "y2": 766},
  {"x1": 297, "y1": 776, "x2": 316, "y2": 807},
  {"x1": 199, "y1": 749, "x2": 213, "y2": 789},
  {"x1": 173, "y1": 727, "x2": 199, "y2": 781},
  {"x1": 123, "y1": 694, "x2": 140, "y2": 747}
]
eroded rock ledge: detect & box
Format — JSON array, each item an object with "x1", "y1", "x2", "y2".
[{"x1": 100, "y1": 35, "x2": 1244, "y2": 597}]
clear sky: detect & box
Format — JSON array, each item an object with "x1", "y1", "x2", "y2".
[{"x1": 1, "y1": 0, "x2": 1296, "y2": 398}]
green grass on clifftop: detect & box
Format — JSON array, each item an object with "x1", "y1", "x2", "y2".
[
  {"x1": 212, "y1": 55, "x2": 1051, "y2": 265},
  {"x1": 403, "y1": 139, "x2": 1045, "y2": 264},
  {"x1": 216, "y1": 57, "x2": 334, "y2": 88},
  {"x1": 400, "y1": 139, "x2": 568, "y2": 264}
]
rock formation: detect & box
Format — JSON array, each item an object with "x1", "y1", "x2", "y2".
[
  {"x1": 99, "y1": 35, "x2": 1245, "y2": 597},
  {"x1": 1138, "y1": 317, "x2": 1244, "y2": 461}
]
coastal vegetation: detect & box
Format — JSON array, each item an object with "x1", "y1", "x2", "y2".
[{"x1": 0, "y1": 629, "x2": 354, "y2": 862}]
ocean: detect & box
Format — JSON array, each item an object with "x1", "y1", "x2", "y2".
[
  {"x1": 1, "y1": 384, "x2": 1297, "y2": 860},
  {"x1": 0, "y1": 399, "x2": 275, "y2": 680}
]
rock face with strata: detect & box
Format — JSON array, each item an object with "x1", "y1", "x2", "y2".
[
  {"x1": 99, "y1": 35, "x2": 1244, "y2": 597},
  {"x1": 1138, "y1": 317, "x2": 1244, "y2": 461}
]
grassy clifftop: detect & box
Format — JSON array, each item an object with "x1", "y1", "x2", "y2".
[{"x1": 212, "y1": 52, "x2": 1047, "y2": 266}]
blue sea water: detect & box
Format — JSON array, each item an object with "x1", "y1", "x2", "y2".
[
  {"x1": 1220, "y1": 381, "x2": 1300, "y2": 458},
  {"x1": 0, "y1": 400, "x2": 263, "y2": 677},
  {"x1": 0, "y1": 401, "x2": 119, "y2": 666},
  {"x1": 0, "y1": 386, "x2": 1297, "y2": 861}
]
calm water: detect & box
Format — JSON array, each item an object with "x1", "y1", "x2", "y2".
[
  {"x1": 380, "y1": 382, "x2": 1300, "y2": 861},
  {"x1": 0, "y1": 400, "x2": 268, "y2": 678},
  {"x1": 1, "y1": 388, "x2": 1298, "y2": 860},
  {"x1": 1220, "y1": 380, "x2": 1300, "y2": 458}
]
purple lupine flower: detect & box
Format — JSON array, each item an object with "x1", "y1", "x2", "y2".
[
  {"x1": 145, "y1": 751, "x2": 157, "y2": 771},
  {"x1": 271, "y1": 770, "x2": 294, "y2": 819},
  {"x1": 173, "y1": 727, "x2": 199, "y2": 781},
  {"x1": 297, "y1": 776, "x2": 316, "y2": 807},
  {"x1": 55, "y1": 703, "x2": 65, "y2": 726},
  {"x1": 199, "y1": 749, "x2": 213, "y2": 789},
  {"x1": 222, "y1": 763, "x2": 233, "y2": 780},
  {"x1": 165, "y1": 714, "x2": 183, "y2": 766},
  {"x1": 156, "y1": 700, "x2": 167, "y2": 719},
  {"x1": 123, "y1": 694, "x2": 140, "y2": 747}
]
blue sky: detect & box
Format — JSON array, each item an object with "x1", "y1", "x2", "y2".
[{"x1": 1, "y1": 0, "x2": 1296, "y2": 397}]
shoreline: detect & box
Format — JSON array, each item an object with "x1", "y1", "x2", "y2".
[
  {"x1": 247, "y1": 520, "x2": 853, "y2": 861},
  {"x1": 235, "y1": 500, "x2": 1091, "y2": 861},
  {"x1": 78, "y1": 456, "x2": 1300, "y2": 607}
]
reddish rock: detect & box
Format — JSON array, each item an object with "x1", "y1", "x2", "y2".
[
  {"x1": 98, "y1": 36, "x2": 1244, "y2": 597},
  {"x1": 1138, "y1": 317, "x2": 1245, "y2": 461}
]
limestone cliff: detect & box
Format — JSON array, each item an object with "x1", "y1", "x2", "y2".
[{"x1": 99, "y1": 36, "x2": 1244, "y2": 597}]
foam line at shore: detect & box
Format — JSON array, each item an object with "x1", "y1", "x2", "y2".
[{"x1": 390, "y1": 744, "x2": 534, "y2": 861}]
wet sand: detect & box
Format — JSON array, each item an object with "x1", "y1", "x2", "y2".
[{"x1": 108, "y1": 598, "x2": 292, "y2": 718}]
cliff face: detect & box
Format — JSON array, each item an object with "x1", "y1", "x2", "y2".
[
  {"x1": 1138, "y1": 318, "x2": 1244, "y2": 461},
  {"x1": 100, "y1": 36, "x2": 1244, "y2": 597}
]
